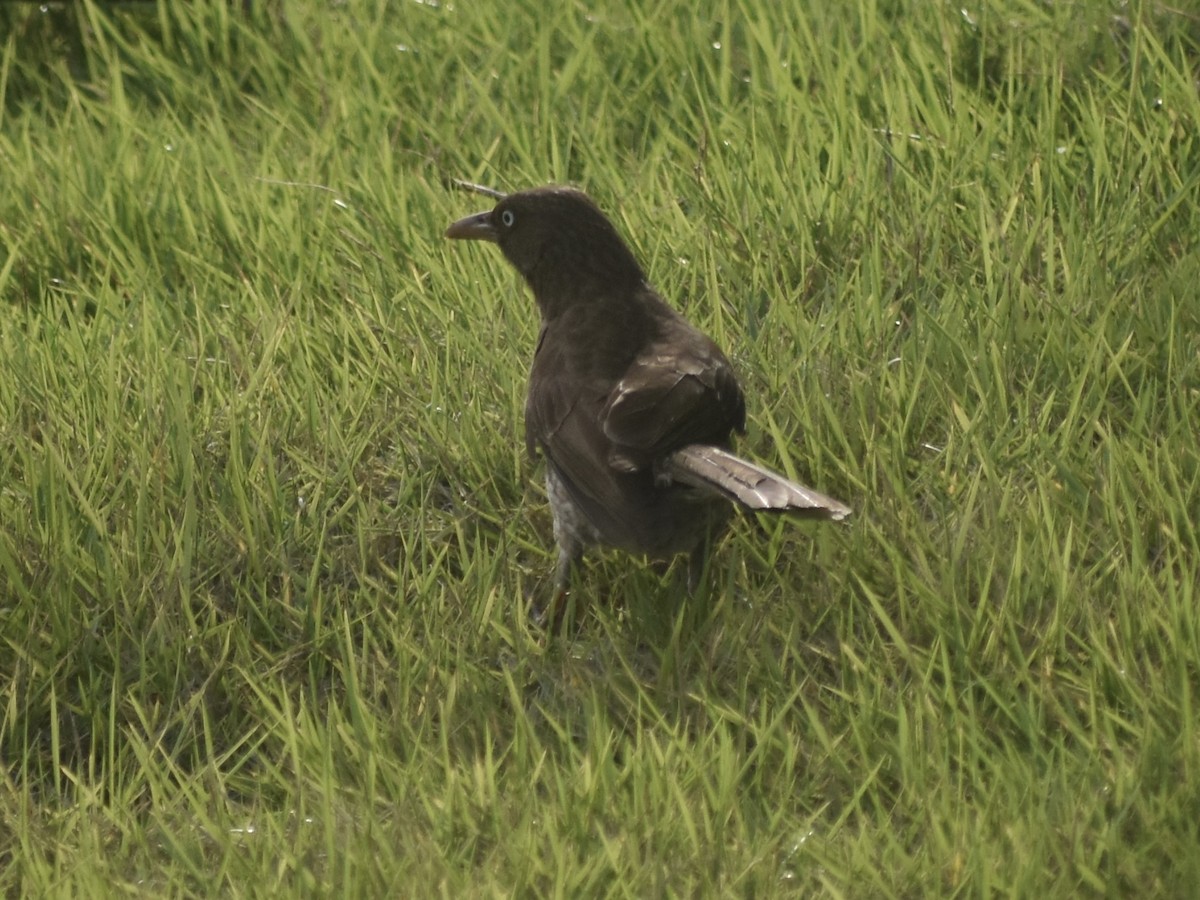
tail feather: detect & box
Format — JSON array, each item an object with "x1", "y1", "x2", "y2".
[{"x1": 660, "y1": 445, "x2": 851, "y2": 520}]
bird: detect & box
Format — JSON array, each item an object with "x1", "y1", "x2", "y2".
[{"x1": 445, "y1": 185, "x2": 850, "y2": 613}]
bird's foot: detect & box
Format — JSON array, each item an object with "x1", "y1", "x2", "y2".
[{"x1": 531, "y1": 586, "x2": 588, "y2": 636}]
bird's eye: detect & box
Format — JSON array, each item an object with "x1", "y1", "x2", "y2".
[{"x1": 500, "y1": 209, "x2": 516, "y2": 228}]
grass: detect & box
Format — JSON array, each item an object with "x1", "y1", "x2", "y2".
[{"x1": 1, "y1": 0, "x2": 1198, "y2": 895}]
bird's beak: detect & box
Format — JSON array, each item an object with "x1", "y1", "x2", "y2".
[{"x1": 445, "y1": 210, "x2": 498, "y2": 242}]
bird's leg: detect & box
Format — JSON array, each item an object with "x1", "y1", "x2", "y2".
[
  {"x1": 533, "y1": 542, "x2": 586, "y2": 634},
  {"x1": 686, "y1": 538, "x2": 713, "y2": 595},
  {"x1": 554, "y1": 542, "x2": 582, "y2": 591}
]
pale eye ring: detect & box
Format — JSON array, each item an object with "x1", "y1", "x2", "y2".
[{"x1": 500, "y1": 209, "x2": 515, "y2": 228}]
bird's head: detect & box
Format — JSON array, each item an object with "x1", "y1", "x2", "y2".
[{"x1": 446, "y1": 186, "x2": 646, "y2": 314}]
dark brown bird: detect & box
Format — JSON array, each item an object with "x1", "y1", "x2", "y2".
[{"x1": 446, "y1": 186, "x2": 850, "y2": 601}]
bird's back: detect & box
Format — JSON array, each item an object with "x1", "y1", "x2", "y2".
[{"x1": 525, "y1": 283, "x2": 744, "y2": 557}]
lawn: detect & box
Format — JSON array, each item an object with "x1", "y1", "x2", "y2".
[{"x1": 2, "y1": 0, "x2": 1199, "y2": 895}]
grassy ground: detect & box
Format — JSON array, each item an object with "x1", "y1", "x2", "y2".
[{"x1": 2, "y1": 0, "x2": 1198, "y2": 895}]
